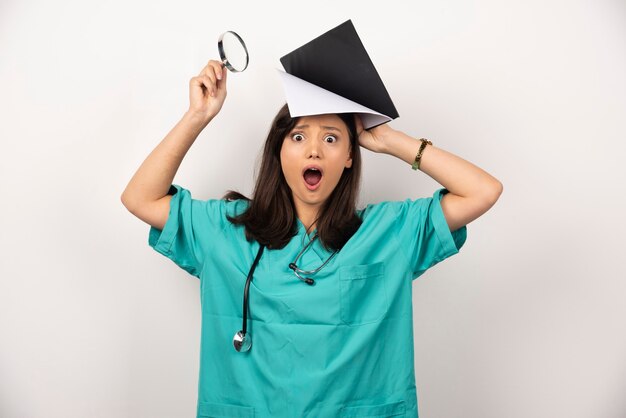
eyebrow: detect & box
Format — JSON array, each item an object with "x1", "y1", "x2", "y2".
[{"x1": 293, "y1": 124, "x2": 343, "y2": 132}]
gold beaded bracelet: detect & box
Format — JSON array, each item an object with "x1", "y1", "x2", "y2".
[{"x1": 411, "y1": 138, "x2": 432, "y2": 170}]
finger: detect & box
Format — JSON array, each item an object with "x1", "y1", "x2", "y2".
[
  {"x1": 354, "y1": 114, "x2": 364, "y2": 134},
  {"x1": 198, "y1": 73, "x2": 216, "y2": 96},
  {"x1": 216, "y1": 63, "x2": 227, "y2": 89},
  {"x1": 206, "y1": 75, "x2": 220, "y2": 96},
  {"x1": 205, "y1": 61, "x2": 224, "y2": 81},
  {"x1": 190, "y1": 76, "x2": 206, "y2": 94},
  {"x1": 215, "y1": 62, "x2": 225, "y2": 80},
  {"x1": 190, "y1": 75, "x2": 216, "y2": 97},
  {"x1": 197, "y1": 59, "x2": 221, "y2": 77},
  {"x1": 190, "y1": 75, "x2": 207, "y2": 90}
]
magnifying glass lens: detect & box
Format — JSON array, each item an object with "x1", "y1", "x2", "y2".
[{"x1": 218, "y1": 31, "x2": 249, "y2": 72}]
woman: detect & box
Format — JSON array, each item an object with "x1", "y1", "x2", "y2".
[{"x1": 121, "y1": 60, "x2": 502, "y2": 418}]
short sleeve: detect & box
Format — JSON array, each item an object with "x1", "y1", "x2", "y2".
[
  {"x1": 395, "y1": 188, "x2": 467, "y2": 280},
  {"x1": 148, "y1": 184, "x2": 244, "y2": 278}
]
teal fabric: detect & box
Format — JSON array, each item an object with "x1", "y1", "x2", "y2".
[{"x1": 149, "y1": 184, "x2": 467, "y2": 418}]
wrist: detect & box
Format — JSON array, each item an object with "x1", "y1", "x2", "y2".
[
  {"x1": 381, "y1": 131, "x2": 415, "y2": 159},
  {"x1": 183, "y1": 110, "x2": 213, "y2": 129},
  {"x1": 411, "y1": 138, "x2": 432, "y2": 171},
  {"x1": 367, "y1": 124, "x2": 403, "y2": 154}
]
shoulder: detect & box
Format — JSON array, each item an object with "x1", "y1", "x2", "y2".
[
  {"x1": 357, "y1": 189, "x2": 451, "y2": 221},
  {"x1": 357, "y1": 198, "x2": 426, "y2": 222},
  {"x1": 219, "y1": 196, "x2": 250, "y2": 217},
  {"x1": 169, "y1": 184, "x2": 250, "y2": 220},
  {"x1": 191, "y1": 198, "x2": 250, "y2": 231}
]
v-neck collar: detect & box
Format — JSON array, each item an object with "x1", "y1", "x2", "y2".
[{"x1": 295, "y1": 219, "x2": 334, "y2": 262}]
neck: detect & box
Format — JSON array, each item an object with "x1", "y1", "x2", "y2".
[
  {"x1": 295, "y1": 206, "x2": 320, "y2": 233},
  {"x1": 300, "y1": 216, "x2": 318, "y2": 234},
  {"x1": 292, "y1": 192, "x2": 324, "y2": 233}
]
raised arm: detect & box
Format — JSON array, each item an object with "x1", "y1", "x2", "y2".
[
  {"x1": 121, "y1": 60, "x2": 227, "y2": 230},
  {"x1": 356, "y1": 118, "x2": 503, "y2": 232}
]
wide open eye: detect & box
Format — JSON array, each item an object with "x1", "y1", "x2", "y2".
[
  {"x1": 324, "y1": 135, "x2": 337, "y2": 143},
  {"x1": 291, "y1": 133, "x2": 305, "y2": 142}
]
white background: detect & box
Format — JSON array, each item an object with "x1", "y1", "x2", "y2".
[{"x1": 1, "y1": 0, "x2": 625, "y2": 417}]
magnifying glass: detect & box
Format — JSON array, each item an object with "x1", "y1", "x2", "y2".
[{"x1": 218, "y1": 31, "x2": 249, "y2": 72}]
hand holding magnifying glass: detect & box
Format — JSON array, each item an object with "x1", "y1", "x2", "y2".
[{"x1": 186, "y1": 31, "x2": 249, "y2": 125}]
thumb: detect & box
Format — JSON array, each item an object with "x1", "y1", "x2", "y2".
[{"x1": 217, "y1": 65, "x2": 227, "y2": 90}]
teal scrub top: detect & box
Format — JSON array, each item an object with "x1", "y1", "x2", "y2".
[{"x1": 149, "y1": 184, "x2": 467, "y2": 418}]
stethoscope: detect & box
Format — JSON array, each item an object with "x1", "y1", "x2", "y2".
[{"x1": 233, "y1": 234, "x2": 338, "y2": 352}]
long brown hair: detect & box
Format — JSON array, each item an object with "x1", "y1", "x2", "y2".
[{"x1": 223, "y1": 103, "x2": 362, "y2": 251}]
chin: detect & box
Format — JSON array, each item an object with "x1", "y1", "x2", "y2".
[{"x1": 297, "y1": 190, "x2": 328, "y2": 205}]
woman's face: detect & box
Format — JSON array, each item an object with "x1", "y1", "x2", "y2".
[{"x1": 280, "y1": 114, "x2": 353, "y2": 218}]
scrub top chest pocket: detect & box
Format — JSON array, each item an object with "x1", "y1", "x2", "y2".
[{"x1": 339, "y1": 262, "x2": 388, "y2": 326}]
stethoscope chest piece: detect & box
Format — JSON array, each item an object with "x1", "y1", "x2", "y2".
[{"x1": 233, "y1": 330, "x2": 251, "y2": 352}]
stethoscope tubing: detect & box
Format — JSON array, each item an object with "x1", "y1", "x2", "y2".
[{"x1": 241, "y1": 244, "x2": 265, "y2": 335}]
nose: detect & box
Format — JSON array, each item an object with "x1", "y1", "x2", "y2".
[{"x1": 306, "y1": 138, "x2": 321, "y2": 158}]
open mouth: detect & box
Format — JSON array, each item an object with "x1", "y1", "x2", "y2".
[{"x1": 303, "y1": 167, "x2": 323, "y2": 190}]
